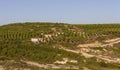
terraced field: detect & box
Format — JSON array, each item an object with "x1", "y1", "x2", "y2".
[{"x1": 0, "y1": 22, "x2": 120, "y2": 70}]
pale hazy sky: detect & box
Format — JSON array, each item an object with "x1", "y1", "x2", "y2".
[{"x1": 0, "y1": 0, "x2": 120, "y2": 24}]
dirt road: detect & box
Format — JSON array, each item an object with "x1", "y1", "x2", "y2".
[
  {"x1": 60, "y1": 38, "x2": 120, "y2": 63},
  {"x1": 21, "y1": 60, "x2": 79, "y2": 70}
]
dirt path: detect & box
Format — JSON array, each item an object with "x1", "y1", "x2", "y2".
[
  {"x1": 60, "y1": 38, "x2": 120, "y2": 63},
  {"x1": 21, "y1": 60, "x2": 45, "y2": 68},
  {"x1": 77, "y1": 41, "x2": 102, "y2": 48},
  {"x1": 99, "y1": 39, "x2": 120, "y2": 47},
  {"x1": 21, "y1": 60, "x2": 79, "y2": 70},
  {"x1": 104, "y1": 38, "x2": 120, "y2": 43},
  {"x1": 80, "y1": 51, "x2": 94, "y2": 58},
  {"x1": 61, "y1": 47, "x2": 120, "y2": 63},
  {"x1": 77, "y1": 38, "x2": 120, "y2": 48}
]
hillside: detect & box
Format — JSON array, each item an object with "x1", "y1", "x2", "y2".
[{"x1": 0, "y1": 22, "x2": 120, "y2": 70}]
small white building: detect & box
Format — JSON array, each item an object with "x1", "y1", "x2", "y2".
[{"x1": 31, "y1": 37, "x2": 43, "y2": 43}]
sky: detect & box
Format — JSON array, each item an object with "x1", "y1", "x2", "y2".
[{"x1": 0, "y1": 0, "x2": 120, "y2": 25}]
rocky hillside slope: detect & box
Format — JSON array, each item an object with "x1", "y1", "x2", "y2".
[{"x1": 0, "y1": 22, "x2": 120, "y2": 70}]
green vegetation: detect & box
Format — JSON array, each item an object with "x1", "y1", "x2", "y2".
[{"x1": 0, "y1": 22, "x2": 120, "y2": 70}]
